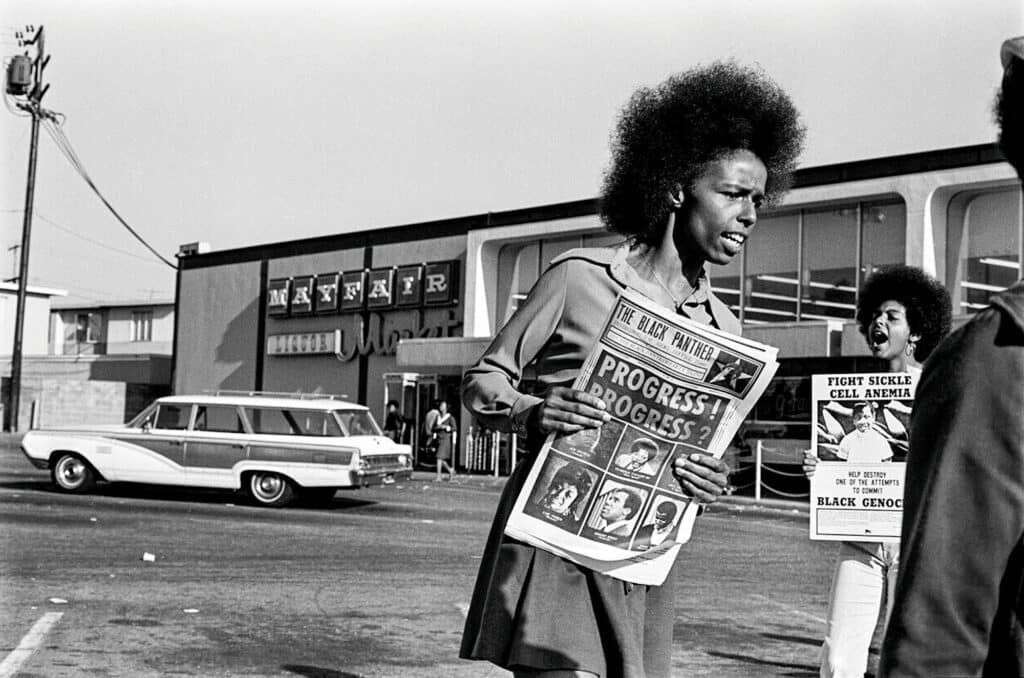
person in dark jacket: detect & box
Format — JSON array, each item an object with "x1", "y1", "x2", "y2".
[{"x1": 878, "y1": 35, "x2": 1024, "y2": 678}]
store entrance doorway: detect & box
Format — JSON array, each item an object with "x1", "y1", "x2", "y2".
[{"x1": 382, "y1": 372, "x2": 460, "y2": 469}]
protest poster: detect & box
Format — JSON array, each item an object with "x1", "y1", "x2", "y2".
[
  {"x1": 504, "y1": 289, "x2": 779, "y2": 585},
  {"x1": 808, "y1": 371, "x2": 918, "y2": 541}
]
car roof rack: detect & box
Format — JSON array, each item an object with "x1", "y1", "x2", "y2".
[{"x1": 211, "y1": 389, "x2": 350, "y2": 401}]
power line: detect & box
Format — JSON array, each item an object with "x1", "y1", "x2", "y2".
[
  {"x1": 39, "y1": 116, "x2": 177, "y2": 269},
  {"x1": 33, "y1": 211, "x2": 175, "y2": 265}
]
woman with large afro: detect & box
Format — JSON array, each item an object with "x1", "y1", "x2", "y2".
[
  {"x1": 805, "y1": 264, "x2": 952, "y2": 678},
  {"x1": 460, "y1": 61, "x2": 805, "y2": 678}
]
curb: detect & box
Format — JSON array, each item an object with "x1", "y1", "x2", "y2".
[{"x1": 418, "y1": 472, "x2": 810, "y2": 515}]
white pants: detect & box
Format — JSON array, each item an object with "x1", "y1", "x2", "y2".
[{"x1": 820, "y1": 540, "x2": 899, "y2": 678}]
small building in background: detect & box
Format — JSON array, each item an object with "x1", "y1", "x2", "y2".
[{"x1": 0, "y1": 293, "x2": 174, "y2": 430}]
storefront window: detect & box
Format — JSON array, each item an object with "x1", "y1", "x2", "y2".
[
  {"x1": 802, "y1": 206, "x2": 858, "y2": 321},
  {"x1": 743, "y1": 212, "x2": 800, "y2": 323},
  {"x1": 952, "y1": 187, "x2": 1022, "y2": 313},
  {"x1": 861, "y1": 199, "x2": 907, "y2": 277}
]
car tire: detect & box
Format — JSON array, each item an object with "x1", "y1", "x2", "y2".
[
  {"x1": 246, "y1": 472, "x2": 295, "y2": 508},
  {"x1": 51, "y1": 453, "x2": 97, "y2": 493}
]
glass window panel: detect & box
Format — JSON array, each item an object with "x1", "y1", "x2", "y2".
[
  {"x1": 861, "y1": 199, "x2": 906, "y2": 276},
  {"x1": 131, "y1": 310, "x2": 153, "y2": 342},
  {"x1": 802, "y1": 206, "x2": 858, "y2": 321},
  {"x1": 155, "y1": 404, "x2": 190, "y2": 430},
  {"x1": 960, "y1": 188, "x2": 1022, "y2": 312},
  {"x1": 744, "y1": 212, "x2": 799, "y2": 323},
  {"x1": 194, "y1": 405, "x2": 243, "y2": 433},
  {"x1": 246, "y1": 407, "x2": 295, "y2": 435},
  {"x1": 709, "y1": 249, "x2": 742, "y2": 317}
]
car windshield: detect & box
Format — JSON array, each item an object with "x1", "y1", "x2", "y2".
[{"x1": 333, "y1": 410, "x2": 382, "y2": 436}]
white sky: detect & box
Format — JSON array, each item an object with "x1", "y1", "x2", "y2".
[{"x1": 1, "y1": 0, "x2": 1021, "y2": 304}]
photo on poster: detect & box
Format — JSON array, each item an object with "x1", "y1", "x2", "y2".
[
  {"x1": 814, "y1": 377, "x2": 914, "y2": 462},
  {"x1": 628, "y1": 495, "x2": 688, "y2": 552},
  {"x1": 581, "y1": 479, "x2": 650, "y2": 544},
  {"x1": 522, "y1": 455, "x2": 599, "y2": 531}
]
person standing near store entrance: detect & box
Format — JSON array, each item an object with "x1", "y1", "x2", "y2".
[
  {"x1": 383, "y1": 400, "x2": 405, "y2": 443},
  {"x1": 432, "y1": 399, "x2": 457, "y2": 481}
]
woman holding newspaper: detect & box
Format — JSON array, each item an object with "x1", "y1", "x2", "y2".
[
  {"x1": 803, "y1": 265, "x2": 951, "y2": 678},
  {"x1": 460, "y1": 61, "x2": 805, "y2": 678}
]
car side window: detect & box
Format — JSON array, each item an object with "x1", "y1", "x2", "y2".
[
  {"x1": 154, "y1": 404, "x2": 191, "y2": 431},
  {"x1": 245, "y1": 407, "x2": 297, "y2": 435},
  {"x1": 194, "y1": 405, "x2": 243, "y2": 433}
]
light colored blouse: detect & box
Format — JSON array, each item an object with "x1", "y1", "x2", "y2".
[{"x1": 461, "y1": 242, "x2": 740, "y2": 441}]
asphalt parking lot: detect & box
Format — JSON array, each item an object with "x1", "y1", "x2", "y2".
[{"x1": 0, "y1": 435, "x2": 870, "y2": 678}]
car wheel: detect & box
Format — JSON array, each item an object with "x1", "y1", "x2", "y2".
[
  {"x1": 51, "y1": 453, "x2": 97, "y2": 493},
  {"x1": 246, "y1": 472, "x2": 295, "y2": 508}
]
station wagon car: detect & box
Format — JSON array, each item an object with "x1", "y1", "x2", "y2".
[{"x1": 20, "y1": 392, "x2": 414, "y2": 507}]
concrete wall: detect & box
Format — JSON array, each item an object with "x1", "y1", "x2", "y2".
[{"x1": 175, "y1": 262, "x2": 262, "y2": 394}]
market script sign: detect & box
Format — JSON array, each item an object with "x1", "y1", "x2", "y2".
[{"x1": 264, "y1": 260, "x2": 462, "y2": 362}]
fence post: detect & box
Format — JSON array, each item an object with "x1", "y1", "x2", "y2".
[
  {"x1": 755, "y1": 440, "x2": 763, "y2": 502},
  {"x1": 492, "y1": 431, "x2": 500, "y2": 477}
]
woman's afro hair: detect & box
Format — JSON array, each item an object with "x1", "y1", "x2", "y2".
[
  {"x1": 856, "y1": 265, "x2": 952, "y2": 361},
  {"x1": 599, "y1": 60, "x2": 805, "y2": 244}
]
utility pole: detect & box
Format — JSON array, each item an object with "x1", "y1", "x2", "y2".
[{"x1": 6, "y1": 25, "x2": 50, "y2": 432}]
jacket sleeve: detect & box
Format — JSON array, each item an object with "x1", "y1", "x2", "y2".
[
  {"x1": 879, "y1": 308, "x2": 1024, "y2": 677},
  {"x1": 461, "y1": 261, "x2": 569, "y2": 437}
]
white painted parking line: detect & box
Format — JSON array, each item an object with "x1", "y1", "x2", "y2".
[
  {"x1": 751, "y1": 594, "x2": 826, "y2": 624},
  {"x1": 0, "y1": 612, "x2": 64, "y2": 678}
]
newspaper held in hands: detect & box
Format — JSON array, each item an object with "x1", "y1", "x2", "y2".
[{"x1": 504, "y1": 289, "x2": 779, "y2": 585}]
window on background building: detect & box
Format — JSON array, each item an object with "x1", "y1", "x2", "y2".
[
  {"x1": 743, "y1": 212, "x2": 800, "y2": 323},
  {"x1": 710, "y1": 244, "x2": 742, "y2": 318},
  {"x1": 802, "y1": 206, "x2": 858, "y2": 321},
  {"x1": 949, "y1": 186, "x2": 1022, "y2": 313},
  {"x1": 495, "y1": 232, "x2": 613, "y2": 326},
  {"x1": 860, "y1": 199, "x2": 908, "y2": 280},
  {"x1": 131, "y1": 310, "x2": 153, "y2": 342},
  {"x1": 75, "y1": 312, "x2": 100, "y2": 343},
  {"x1": 730, "y1": 196, "x2": 906, "y2": 323}
]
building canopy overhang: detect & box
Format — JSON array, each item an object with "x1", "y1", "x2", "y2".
[{"x1": 395, "y1": 337, "x2": 493, "y2": 372}]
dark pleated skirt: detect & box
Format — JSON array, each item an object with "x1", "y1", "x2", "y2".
[{"x1": 459, "y1": 456, "x2": 677, "y2": 678}]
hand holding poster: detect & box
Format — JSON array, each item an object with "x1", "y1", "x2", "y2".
[
  {"x1": 504, "y1": 289, "x2": 779, "y2": 585},
  {"x1": 808, "y1": 371, "x2": 918, "y2": 541}
]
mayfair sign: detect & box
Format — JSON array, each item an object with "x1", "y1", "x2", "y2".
[{"x1": 267, "y1": 260, "x2": 458, "y2": 317}]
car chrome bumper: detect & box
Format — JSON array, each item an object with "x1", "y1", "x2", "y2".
[{"x1": 353, "y1": 468, "x2": 413, "y2": 487}]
